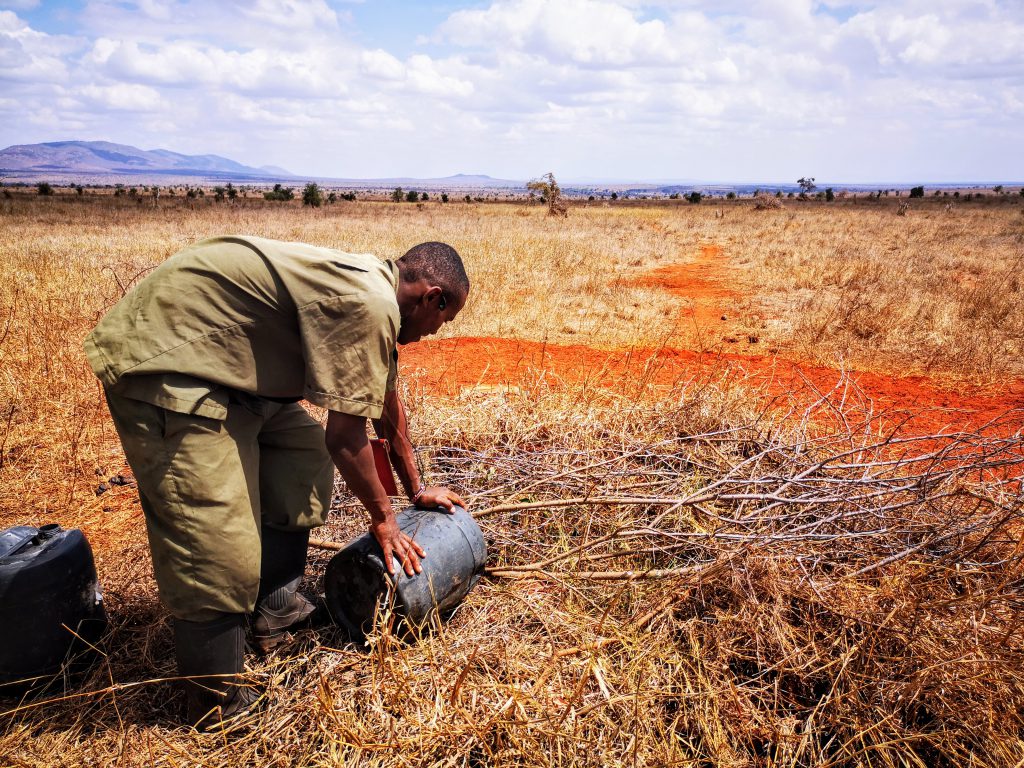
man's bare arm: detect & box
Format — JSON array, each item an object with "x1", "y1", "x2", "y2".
[
  {"x1": 374, "y1": 388, "x2": 467, "y2": 511},
  {"x1": 373, "y1": 388, "x2": 419, "y2": 500},
  {"x1": 325, "y1": 409, "x2": 424, "y2": 576}
]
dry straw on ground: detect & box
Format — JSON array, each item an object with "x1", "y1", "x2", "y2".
[{"x1": 1, "y1": 193, "x2": 1023, "y2": 766}]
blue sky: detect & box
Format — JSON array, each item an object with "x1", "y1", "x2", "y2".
[{"x1": 1, "y1": 0, "x2": 1022, "y2": 183}]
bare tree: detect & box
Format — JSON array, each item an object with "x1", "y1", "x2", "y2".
[{"x1": 527, "y1": 172, "x2": 568, "y2": 217}]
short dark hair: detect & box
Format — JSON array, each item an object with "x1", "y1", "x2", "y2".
[{"x1": 396, "y1": 241, "x2": 469, "y2": 298}]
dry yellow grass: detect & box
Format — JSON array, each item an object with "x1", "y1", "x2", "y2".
[
  {"x1": 1, "y1": 193, "x2": 1023, "y2": 767},
  {"x1": 732, "y1": 204, "x2": 1024, "y2": 382}
]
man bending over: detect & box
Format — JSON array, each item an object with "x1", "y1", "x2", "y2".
[{"x1": 84, "y1": 236, "x2": 467, "y2": 728}]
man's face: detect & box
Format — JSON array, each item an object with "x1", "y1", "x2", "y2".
[{"x1": 397, "y1": 286, "x2": 466, "y2": 344}]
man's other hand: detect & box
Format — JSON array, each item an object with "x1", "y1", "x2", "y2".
[
  {"x1": 370, "y1": 514, "x2": 426, "y2": 577},
  {"x1": 415, "y1": 486, "x2": 466, "y2": 512}
]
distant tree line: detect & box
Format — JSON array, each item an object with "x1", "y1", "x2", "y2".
[{"x1": 390, "y1": 187, "x2": 441, "y2": 203}]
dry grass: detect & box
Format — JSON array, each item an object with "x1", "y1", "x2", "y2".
[
  {"x1": 730, "y1": 203, "x2": 1024, "y2": 383},
  {"x1": 1, "y1": 193, "x2": 1023, "y2": 766}
]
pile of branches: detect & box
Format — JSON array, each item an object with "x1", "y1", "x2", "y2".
[
  {"x1": 753, "y1": 193, "x2": 784, "y2": 210},
  {"x1": 410, "y1": 383, "x2": 1024, "y2": 766}
]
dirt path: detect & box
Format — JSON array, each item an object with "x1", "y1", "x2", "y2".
[
  {"x1": 401, "y1": 337, "x2": 1024, "y2": 436},
  {"x1": 630, "y1": 244, "x2": 747, "y2": 350}
]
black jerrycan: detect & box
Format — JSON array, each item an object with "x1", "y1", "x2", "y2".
[
  {"x1": 324, "y1": 506, "x2": 486, "y2": 641},
  {"x1": 0, "y1": 524, "x2": 107, "y2": 693}
]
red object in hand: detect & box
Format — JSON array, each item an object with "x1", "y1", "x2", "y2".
[{"x1": 370, "y1": 438, "x2": 399, "y2": 496}]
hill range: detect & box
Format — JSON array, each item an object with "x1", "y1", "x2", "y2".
[
  {"x1": 0, "y1": 140, "x2": 291, "y2": 182},
  {"x1": 0, "y1": 140, "x2": 524, "y2": 190}
]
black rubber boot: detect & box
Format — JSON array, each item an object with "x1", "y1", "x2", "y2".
[
  {"x1": 252, "y1": 527, "x2": 316, "y2": 653},
  {"x1": 173, "y1": 613, "x2": 257, "y2": 729}
]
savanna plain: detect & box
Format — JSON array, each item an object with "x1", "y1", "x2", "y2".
[{"x1": 1, "y1": 191, "x2": 1023, "y2": 767}]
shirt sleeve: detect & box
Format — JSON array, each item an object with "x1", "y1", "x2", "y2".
[
  {"x1": 297, "y1": 291, "x2": 399, "y2": 419},
  {"x1": 386, "y1": 348, "x2": 399, "y2": 394}
]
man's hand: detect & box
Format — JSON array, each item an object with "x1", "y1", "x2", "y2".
[
  {"x1": 326, "y1": 410, "x2": 427, "y2": 577},
  {"x1": 414, "y1": 486, "x2": 466, "y2": 512},
  {"x1": 370, "y1": 513, "x2": 426, "y2": 577}
]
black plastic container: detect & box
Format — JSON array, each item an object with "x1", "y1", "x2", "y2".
[
  {"x1": 0, "y1": 524, "x2": 107, "y2": 692},
  {"x1": 324, "y1": 506, "x2": 486, "y2": 640}
]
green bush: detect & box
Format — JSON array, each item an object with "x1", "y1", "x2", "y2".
[
  {"x1": 302, "y1": 182, "x2": 323, "y2": 207},
  {"x1": 37, "y1": 182, "x2": 54, "y2": 196},
  {"x1": 264, "y1": 183, "x2": 294, "y2": 201},
  {"x1": 686, "y1": 191, "x2": 702, "y2": 205},
  {"x1": 825, "y1": 188, "x2": 835, "y2": 202},
  {"x1": 909, "y1": 186, "x2": 925, "y2": 198},
  {"x1": 405, "y1": 189, "x2": 419, "y2": 203}
]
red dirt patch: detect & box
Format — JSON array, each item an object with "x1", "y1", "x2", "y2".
[
  {"x1": 401, "y1": 337, "x2": 1024, "y2": 437},
  {"x1": 634, "y1": 244, "x2": 732, "y2": 303},
  {"x1": 630, "y1": 244, "x2": 754, "y2": 349}
]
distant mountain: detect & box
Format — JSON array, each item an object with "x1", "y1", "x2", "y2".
[
  {"x1": 0, "y1": 140, "x2": 292, "y2": 179},
  {"x1": 259, "y1": 165, "x2": 293, "y2": 176},
  {"x1": 444, "y1": 174, "x2": 502, "y2": 182}
]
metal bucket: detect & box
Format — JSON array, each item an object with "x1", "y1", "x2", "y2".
[
  {"x1": 324, "y1": 506, "x2": 485, "y2": 640},
  {"x1": 0, "y1": 524, "x2": 107, "y2": 692}
]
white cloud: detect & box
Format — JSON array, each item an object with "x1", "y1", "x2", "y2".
[
  {"x1": 406, "y1": 54, "x2": 474, "y2": 97},
  {"x1": 0, "y1": 10, "x2": 78, "y2": 82},
  {"x1": 80, "y1": 82, "x2": 162, "y2": 111},
  {"x1": 84, "y1": 37, "x2": 348, "y2": 97},
  {"x1": 79, "y1": 0, "x2": 340, "y2": 49},
  {"x1": 0, "y1": 0, "x2": 1021, "y2": 181},
  {"x1": 242, "y1": 0, "x2": 338, "y2": 32},
  {"x1": 360, "y1": 49, "x2": 405, "y2": 80},
  {"x1": 135, "y1": 0, "x2": 171, "y2": 22},
  {"x1": 441, "y1": 0, "x2": 678, "y2": 66},
  {"x1": 836, "y1": 6, "x2": 1024, "y2": 77}
]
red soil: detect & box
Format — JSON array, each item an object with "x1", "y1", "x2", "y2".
[
  {"x1": 403, "y1": 240, "x2": 1022, "y2": 437},
  {"x1": 630, "y1": 244, "x2": 745, "y2": 348},
  {"x1": 401, "y1": 337, "x2": 1024, "y2": 436},
  {"x1": 633, "y1": 245, "x2": 734, "y2": 313}
]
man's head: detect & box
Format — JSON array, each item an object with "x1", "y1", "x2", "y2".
[{"x1": 394, "y1": 241, "x2": 469, "y2": 344}]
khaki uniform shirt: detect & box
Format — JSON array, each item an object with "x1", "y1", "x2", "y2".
[{"x1": 84, "y1": 235, "x2": 400, "y2": 421}]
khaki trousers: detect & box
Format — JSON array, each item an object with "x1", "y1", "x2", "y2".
[{"x1": 104, "y1": 389, "x2": 335, "y2": 621}]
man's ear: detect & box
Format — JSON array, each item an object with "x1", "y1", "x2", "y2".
[{"x1": 423, "y1": 285, "x2": 443, "y2": 305}]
